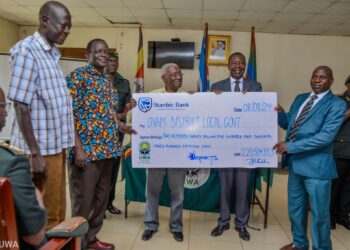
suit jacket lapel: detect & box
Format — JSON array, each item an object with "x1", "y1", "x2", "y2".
[
  {"x1": 224, "y1": 78, "x2": 231, "y2": 92},
  {"x1": 243, "y1": 80, "x2": 248, "y2": 91}
]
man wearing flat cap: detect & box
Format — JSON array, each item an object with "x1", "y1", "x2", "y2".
[
  {"x1": 330, "y1": 75, "x2": 350, "y2": 230},
  {"x1": 105, "y1": 51, "x2": 132, "y2": 215}
]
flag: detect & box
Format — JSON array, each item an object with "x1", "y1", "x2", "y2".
[
  {"x1": 198, "y1": 23, "x2": 210, "y2": 92},
  {"x1": 246, "y1": 26, "x2": 257, "y2": 81},
  {"x1": 134, "y1": 26, "x2": 144, "y2": 93},
  {"x1": 245, "y1": 27, "x2": 274, "y2": 191}
]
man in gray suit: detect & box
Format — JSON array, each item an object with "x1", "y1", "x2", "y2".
[
  {"x1": 210, "y1": 52, "x2": 262, "y2": 241},
  {"x1": 141, "y1": 63, "x2": 187, "y2": 242}
]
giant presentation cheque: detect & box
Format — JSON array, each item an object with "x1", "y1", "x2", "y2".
[{"x1": 132, "y1": 92, "x2": 278, "y2": 168}]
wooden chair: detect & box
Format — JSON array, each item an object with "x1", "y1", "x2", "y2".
[{"x1": 0, "y1": 177, "x2": 86, "y2": 250}]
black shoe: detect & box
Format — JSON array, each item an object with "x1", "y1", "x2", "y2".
[
  {"x1": 107, "y1": 205, "x2": 121, "y2": 215},
  {"x1": 336, "y1": 218, "x2": 350, "y2": 230},
  {"x1": 211, "y1": 224, "x2": 229, "y2": 237},
  {"x1": 141, "y1": 229, "x2": 156, "y2": 241},
  {"x1": 235, "y1": 226, "x2": 250, "y2": 241},
  {"x1": 173, "y1": 232, "x2": 183, "y2": 242}
]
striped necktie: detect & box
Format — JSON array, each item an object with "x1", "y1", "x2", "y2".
[
  {"x1": 288, "y1": 95, "x2": 318, "y2": 141},
  {"x1": 234, "y1": 80, "x2": 240, "y2": 92}
]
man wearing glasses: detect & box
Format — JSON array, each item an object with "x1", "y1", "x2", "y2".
[{"x1": 141, "y1": 63, "x2": 187, "y2": 242}]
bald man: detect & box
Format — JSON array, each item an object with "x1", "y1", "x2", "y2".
[
  {"x1": 274, "y1": 66, "x2": 346, "y2": 250},
  {"x1": 7, "y1": 1, "x2": 74, "y2": 229}
]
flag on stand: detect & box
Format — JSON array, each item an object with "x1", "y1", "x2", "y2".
[
  {"x1": 245, "y1": 26, "x2": 274, "y2": 190},
  {"x1": 198, "y1": 23, "x2": 210, "y2": 92},
  {"x1": 134, "y1": 26, "x2": 144, "y2": 93},
  {"x1": 245, "y1": 26, "x2": 257, "y2": 81}
]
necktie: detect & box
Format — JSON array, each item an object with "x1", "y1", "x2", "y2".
[
  {"x1": 234, "y1": 80, "x2": 240, "y2": 92},
  {"x1": 288, "y1": 95, "x2": 318, "y2": 141}
]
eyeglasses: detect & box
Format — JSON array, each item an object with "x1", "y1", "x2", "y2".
[{"x1": 0, "y1": 102, "x2": 11, "y2": 113}]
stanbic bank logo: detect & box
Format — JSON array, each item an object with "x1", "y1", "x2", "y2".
[
  {"x1": 139, "y1": 141, "x2": 151, "y2": 161},
  {"x1": 138, "y1": 97, "x2": 152, "y2": 112},
  {"x1": 185, "y1": 168, "x2": 210, "y2": 189}
]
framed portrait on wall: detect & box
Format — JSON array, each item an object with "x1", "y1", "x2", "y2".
[{"x1": 207, "y1": 35, "x2": 231, "y2": 66}]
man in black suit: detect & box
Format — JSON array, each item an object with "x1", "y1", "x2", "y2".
[{"x1": 210, "y1": 52, "x2": 262, "y2": 241}]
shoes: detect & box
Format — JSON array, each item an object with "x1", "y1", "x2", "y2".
[
  {"x1": 87, "y1": 239, "x2": 115, "y2": 250},
  {"x1": 336, "y1": 218, "x2": 350, "y2": 230},
  {"x1": 141, "y1": 229, "x2": 157, "y2": 241},
  {"x1": 173, "y1": 232, "x2": 183, "y2": 242},
  {"x1": 235, "y1": 226, "x2": 250, "y2": 241},
  {"x1": 107, "y1": 205, "x2": 121, "y2": 215},
  {"x1": 210, "y1": 224, "x2": 229, "y2": 237},
  {"x1": 280, "y1": 243, "x2": 303, "y2": 250}
]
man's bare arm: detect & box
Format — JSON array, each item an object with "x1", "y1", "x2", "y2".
[{"x1": 14, "y1": 101, "x2": 47, "y2": 179}]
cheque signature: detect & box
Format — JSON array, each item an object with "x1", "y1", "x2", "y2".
[{"x1": 188, "y1": 151, "x2": 218, "y2": 165}]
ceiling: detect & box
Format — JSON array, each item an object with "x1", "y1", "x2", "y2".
[{"x1": 0, "y1": 0, "x2": 350, "y2": 36}]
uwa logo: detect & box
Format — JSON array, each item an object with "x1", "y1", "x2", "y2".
[
  {"x1": 0, "y1": 241, "x2": 19, "y2": 248},
  {"x1": 184, "y1": 168, "x2": 210, "y2": 189},
  {"x1": 138, "y1": 97, "x2": 152, "y2": 113}
]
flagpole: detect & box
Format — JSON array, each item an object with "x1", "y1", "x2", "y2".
[{"x1": 134, "y1": 24, "x2": 144, "y2": 93}]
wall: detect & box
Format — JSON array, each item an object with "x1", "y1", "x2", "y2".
[{"x1": 0, "y1": 18, "x2": 18, "y2": 52}]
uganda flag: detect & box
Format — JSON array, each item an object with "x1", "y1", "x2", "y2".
[{"x1": 134, "y1": 26, "x2": 144, "y2": 93}]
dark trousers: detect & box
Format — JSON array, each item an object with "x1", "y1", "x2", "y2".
[
  {"x1": 107, "y1": 131, "x2": 124, "y2": 207},
  {"x1": 69, "y1": 158, "x2": 113, "y2": 243},
  {"x1": 218, "y1": 168, "x2": 252, "y2": 228},
  {"x1": 107, "y1": 157, "x2": 121, "y2": 207},
  {"x1": 331, "y1": 158, "x2": 350, "y2": 220}
]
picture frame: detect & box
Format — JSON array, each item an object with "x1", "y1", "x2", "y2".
[{"x1": 207, "y1": 35, "x2": 231, "y2": 66}]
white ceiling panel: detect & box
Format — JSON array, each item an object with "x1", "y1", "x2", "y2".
[
  {"x1": 243, "y1": 0, "x2": 287, "y2": 12},
  {"x1": 264, "y1": 21, "x2": 301, "y2": 31},
  {"x1": 69, "y1": 7, "x2": 100, "y2": 17},
  {"x1": 85, "y1": 0, "x2": 125, "y2": 8},
  {"x1": 122, "y1": 0, "x2": 163, "y2": 9},
  {"x1": 95, "y1": 8, "x2": 134, "y2": 17},
  {"x1": 167, "y1": 9, "x2": 202, "y2": 19},
  {"x1": 131, "y1": 8, "x2": 167, "y2": 18},
  {"x1": 322, "y1": 23, "x2": 350, "y2": 36},
  {"x1": 0, "y1": 0, "x2": 349, "y2": 36},
  {"x1": 273, "y1": 13, "x2": 314, "y2": 23},
  {"x1": 203, "y1": 10, "x2": 239, "y2": 20},
  {"x1": 55, "y1": 0, "x2": 88, "y2": 8},
  {"x1": 238, "y1": 11, "x2": 276, "y2": 22},
  {"x1": 0, "y1": 0, "x2": 21, "y2": 5},
  {"x1": 163, "y1": 0, "x2": 202, "y2": 10},
  {"x1": 204, "y1": 0, "x2": 245, "y2": 11},
  {"x1": 323, "y1": 2, "x2": 350, "y2": 14},
  {"x1": 309, "y1": 14, "x2": 349, "y2": 25},
  {"x1": 282, "y1": 1, "x2": 331, "y2": 14},
  {"x1": 0, "y1": 6, "x2": 34, "y2": 15},
  {"x1": 13, "y1": 0, "x2": 46, "y2": 6}
]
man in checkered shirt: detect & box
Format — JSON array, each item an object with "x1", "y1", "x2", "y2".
[{"x1": 7, "y1": 1, "x2": 74, "y2": 229}]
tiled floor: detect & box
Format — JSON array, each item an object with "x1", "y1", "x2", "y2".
[{"x1": 66, "y1": 171, "x2": 350, "y2": 250}]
